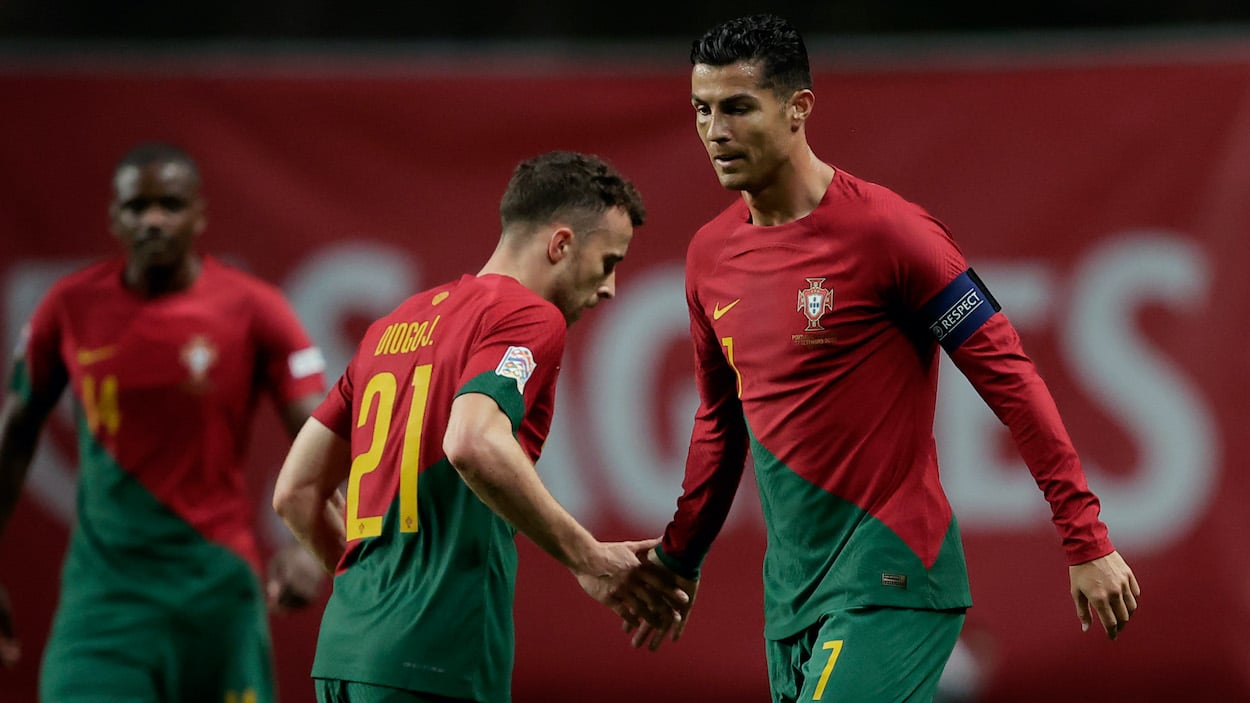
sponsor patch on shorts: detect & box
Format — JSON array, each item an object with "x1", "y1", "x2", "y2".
[
  {"x1": 881, "y1": 573, "x2": 909, "y2": 589},
  {"x1": 495, "y1": 345, "x2": 536, "y2": 394}
]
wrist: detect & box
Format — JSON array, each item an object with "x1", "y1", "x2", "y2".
[{"x1": 563, "y1": 533, "x2": 605, "y2": 575}]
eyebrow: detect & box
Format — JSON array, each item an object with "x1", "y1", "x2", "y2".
[{"x1": 691, "y1": 92, "x2": 756, "y2": 104}]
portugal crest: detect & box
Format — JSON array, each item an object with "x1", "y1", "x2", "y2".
[
  {"x1": 797, "y1": 278, "x2": 834, "y2": 332},
  {"x1": 180, "y1": 335, "x2": 218, "y2": 388}
]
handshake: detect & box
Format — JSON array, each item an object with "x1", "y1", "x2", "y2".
[{"x1": 572, "y1": 539, "x2": 701, "y2": 652}]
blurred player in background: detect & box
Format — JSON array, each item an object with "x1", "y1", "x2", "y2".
[
  {"x1": 0, "y1": 142, "x2": 327, "y2": 701},
  {"x1": 274, "y1": 150, "x2": 684, "y2": 703},
  {"x1": 625, "y1": 14, "x2": 1141, "y2": 703}
]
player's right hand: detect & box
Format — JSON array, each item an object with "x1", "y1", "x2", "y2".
[
  {"x1": 1069, "y1": 549, "x2": 1139, "y2": 641},
  {"x1": 619, "y1": 548, "x2": 699, "y2": 652},
  {"x1": 0, "y1": 582, "x2": 20, "y2": 667},
  {"x1": 266, "y1": 544, "x2": 326, "y2": 613},
  {"x1": 575, "y1": 538, "x2": 687, "y2": 632}
]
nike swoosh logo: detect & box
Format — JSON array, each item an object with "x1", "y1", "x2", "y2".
[
  {"x1": 712, "y1": 299, "x2": 741, "y2": 320},
  {"x1": 76, "y1": 346, "x2": 117, "y2": 366}
]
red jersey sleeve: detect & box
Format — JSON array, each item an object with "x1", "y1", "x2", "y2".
[
  {"x1": 249, "y1": 282, "x2": 326, "y2": 404},
  {"x1": 889, "y1": 202, "x2": 1114, "y2": 565},
  {"x1": 658, "y1": 240, "x2": 750, "y2": 579},
  {"x1": 454, "y1": 296, "x2": 566, "y2": 463},
  {"x1": 312, "y1": 359, "x2": 355, "y2": 439},
  {"x1": 458, "y1": 298, "x2": 566, "y2": 411},
  {"x1": 949, "y1": 318, "x2": 1113, "y2": 564},
  {"x1": 15, "y1": 283, "x2": 69, "y2": 404}
]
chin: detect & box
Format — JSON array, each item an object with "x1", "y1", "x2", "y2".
[{"x1": 134, "y1": 253, "x2": 179, "y2": 270}]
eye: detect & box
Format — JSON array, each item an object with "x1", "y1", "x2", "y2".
[
  {"x1": 121, "y1": 198, "x2": 149, "y2": 214},
  {"x1": 603, "y1": 257, "x2": 619, "y2": 275},
  {"x1": 693, "y1": 103, "x2": 711, "y2": 116},
  {"x1": 158, "y1": 196, "x2": 187, "y2": 212}
]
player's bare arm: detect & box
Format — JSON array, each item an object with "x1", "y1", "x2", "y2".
[
  {"x1": 0, "y1": 362, "x2": 64, "y2": 667},
  {"x1": 0, "y1": 367, "x2": 64, "y2": 534},
  {"x1": 273, "y1": 418, "x2": 351, "y2": 574},
  {"x1": 443, "y1": 392, "x2": 686, "y2": 627},
  {"x1": 1070, "y1": 549, "x2": 1139, "y2": 640},
  {"x1": 279, "y1": 392, "x2": 324, "y2": 439},
  {"x1": 266, "y1": 392, "x2": 333, "y2": 611}
]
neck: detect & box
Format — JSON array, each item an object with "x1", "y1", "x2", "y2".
[
  {"x1": 124, "y1": 256, "x2": 201, "y2": 298},
  {"x1": 478, "y1": 240, "x2": 547, "y2": 296},
  {"x1": 742, "y1": 146, "x2": 835, "y2": 227}
]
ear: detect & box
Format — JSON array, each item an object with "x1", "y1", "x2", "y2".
[
  {"x1": 192, "y1": 198, "x2": 207, "y2": 237},
  {"x1": 108, "y1": 202, "x2": 123, "y2": 240},
  {"x1": 546, "y1": 227, "x2": 574, "y2": 263},
  {"x1": 789, "y1": 89, "x2": 815, "y2": 130}
]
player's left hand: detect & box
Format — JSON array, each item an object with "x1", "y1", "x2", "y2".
[
  {"x1": 1069, "y1": 550, "x2": 1139, "y2": 640},
  {"x1": 266, "y1": 543, "x2": 325, "y2": 612}
]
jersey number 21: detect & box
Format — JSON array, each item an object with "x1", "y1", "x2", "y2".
[{"x1": 345, "y1": 365, "x2": 433, "y2": 541}]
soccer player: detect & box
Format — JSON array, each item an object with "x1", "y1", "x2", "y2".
[
  {"x1": 0, "y1": 142, "x2": 328, "y2": 701},
  {"x1": 273, "y1": 151, "x2": 684, "y2": 703},
  {"x1": 625, "y1": 14, "x2": 1142, "y2": 702}
]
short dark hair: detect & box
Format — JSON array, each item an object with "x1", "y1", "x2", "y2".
[
  {"x1": 690, "y1": 14, "x2": 812, "y2": 97},
  {"x1": 499, "y1": 151, "x2": 645, "y2": 235},
  {"x1": 114, "y1": 142, "x2": 201, "y2": 186}
]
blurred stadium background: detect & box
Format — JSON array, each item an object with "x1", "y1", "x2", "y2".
[{"x1": 3, "y1": 2, "x2": 1250, "y2": 702}]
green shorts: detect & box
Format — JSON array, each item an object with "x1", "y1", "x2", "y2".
[
  {"x1": 39, "y1": 585, "x2": 274, "y2": 703},
  {"x1": 315, "y1": 678, "x2": 476, "y2": 703},
  {"x1": 766, "y1": 606, "x2": 966, "y2": 703}
]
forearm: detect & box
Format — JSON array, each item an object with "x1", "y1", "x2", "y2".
[
  {"x1": 660, "y1": 299, "x2": 750, "y2": 578},
  {"x1": 658, "y1": 418, "x2": 748, "y2": 578},
  {"x1": 451, "y1": 423, "x2": 599, "y2": 572},
  {"x1": 273, "y1": 418, "x2": 351, "y2": 573},
  {"x1": 952, "y1": 316, "x2": 1113, "y2": 563},
  {"x1": 275, "y1": 486, "x2": 345, "y2": 573},
  {"x1": 0, "y1": 441, "x2": 36, "y2": 537},
  {"x1": 0, "y1": 400, "x2": 45, "y2": 536}
]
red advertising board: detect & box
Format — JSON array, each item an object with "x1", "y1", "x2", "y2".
[{"x1": 1, "y1": 40, "x2": 1248, "y2": 702}]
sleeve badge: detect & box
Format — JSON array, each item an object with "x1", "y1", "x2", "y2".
[{"x1": 494, "y1": 345, "x2": 537, "y2": 394}]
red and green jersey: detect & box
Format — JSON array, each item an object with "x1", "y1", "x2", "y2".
[
  {"x1": 15, "y1": 255, "x2": 324, "y2": 601},
  {"x1": 659, "y1": 168, "x2": 1113, "y2": 639},
  {"x1": 310, "y1": 273, "x2": 566, "y2": 703}
]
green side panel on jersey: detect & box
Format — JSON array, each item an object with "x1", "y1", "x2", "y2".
[
  {"x1": 9, "y1": 357, "x2": 32, "y2": 403},
  {"x1": 314, "y1": 458, "x2": 518, "y2": 702},
  {"x1": 455, "y1": 371, "x2": 524, "y2": 435},
  {"x1": 60, "y1": 408, "x2": 259, "y2": 611},
  {"x1": 750, "y1": 426, "x2": 972, "y2": 640}
]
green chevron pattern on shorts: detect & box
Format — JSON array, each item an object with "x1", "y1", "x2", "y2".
[
  {"x1": 59, "y1": 407, "x2": 258, "y2": 610},
  {"x1": 749, "y1": 424, "x2": 972, "y2": 640}
]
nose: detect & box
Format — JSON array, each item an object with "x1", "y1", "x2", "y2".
[
  {"x1": 707, "y1": 110, "x2": 731, "y2": 142},
  {"x1": 138, "y1": 205, "x2": 172, "y2": 231},
  {"x1": 597, "y1": 271, "x2": 617, "y2": 301}
]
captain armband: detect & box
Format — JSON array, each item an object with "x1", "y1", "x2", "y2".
[{"x1": 920, "y1": 268, "x2": 1001, "y2": 352}]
